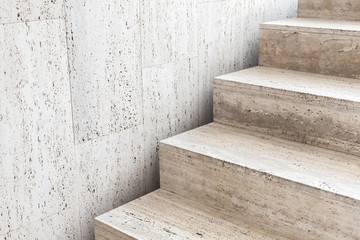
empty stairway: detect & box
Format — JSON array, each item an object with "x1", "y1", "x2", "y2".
[{"x1": 95, "y1": 1, "x2": 360, "y2": 239}]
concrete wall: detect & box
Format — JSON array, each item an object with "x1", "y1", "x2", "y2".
[{"x1": 0, "y1": 0, "x2": 297, "y2": 239}]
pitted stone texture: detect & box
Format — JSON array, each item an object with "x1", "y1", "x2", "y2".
[
  {"x1": 3, "y1": 207, "x2": 81, "y2": 240},
  {"x1": 143, "y1": 58, "x2": 199, "y2": 193},
  {"x1": 198, "y1": 0, "x2": 298, "y2": 125},
  {"x1": 259, "y1": 18, "x2": 360, "y2": 79},
  {"x1": 298, "y1": 0, "x2": 360, "y2": 21},
  {"x1": 140, "y1": 0, "x2": 197, "y2": 68},
  {"x1": 65, "y1": 0, "x2": 143, "y2": 144},
  {"x1": 214, "y1": 66, "x2": 360, "y2": 157},
  {"x1": 0, "y1": 0, "x2": 64, "y2": 24},
  {"x1": 197, "y1": 1, "x2": 235, "y2": 126},
  {"x1": 0, "y1": 19, "x2": 75, "y2": 235},
  {"x1": 160, "y1": 123, "x2": 360, "y2": 240},
  {"x1": 95, "y1": 189, "x2": 292, "y2": 240},
  {"x1": 76, "y1": 125, "x2": 145, "y2": 239}
]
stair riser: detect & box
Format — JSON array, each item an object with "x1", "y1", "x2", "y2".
[
  {"x1": 259, "y1": 29, "x2": 360, "y2": 79},
  {"x1": 95, "y1": 224, "x2": 136, "y2": 240},
  {"x1": 213, "y1": 80, "x2": 360, "y2": 157},
  {"x1": 298, "y1": 0, "x2": 360, "y2": 21},
  {"x1": 159, "y1": 147, "x2": 360, "y2": 240}
]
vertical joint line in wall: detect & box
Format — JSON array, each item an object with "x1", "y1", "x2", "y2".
[
  {"x1": 138, "y1": 0, "x2": 146, "y2": 194},
  {"x1": 139, "y1": 0, "x2": 144, "y2": 128},
  {"x1": 62, "y1": 3, "x2": 77, "y2": 150},
  {"x1": 62, "y1": 2, "x2": 82, "y2": 237},
  {"x1": 196, "y1": 2, "x2": 200, "y2": 127}
]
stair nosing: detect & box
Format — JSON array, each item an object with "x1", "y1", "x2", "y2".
[
  {"x1": 260, "y1": 17, "x2": 360, "y2": 36},
  {"x1": 214, "y1": 66, "x2": 360, "y2": 102},
  {"x1": 95, "y1": 189, "x2": 293, "y2": 240},
  {"x1": 160, "y1": 123, "x2": 360, "y2": 205}
]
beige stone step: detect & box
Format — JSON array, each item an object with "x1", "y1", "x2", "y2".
[
  {"x1": 214, "y1": 66, "x2": 360, "y2": 157},
  {"x1": 259, "y1": 17, "x2": 360, "y2": 79},
  {"x1": 160, "y1": 123, "x2": 360, "y2": 240},
  {"x1": 298, "y1": 0, "x2": 360, "y2": 21},
  {"x1": 94, "y1": 189, "x2": 291, "y2": 240}
]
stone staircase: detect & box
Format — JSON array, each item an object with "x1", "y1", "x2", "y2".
[{"x1": 95, "y1": 1, "x2": 360, "y2": 239}]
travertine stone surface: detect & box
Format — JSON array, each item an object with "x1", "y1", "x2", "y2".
[
  {"x1": 76, "y1": 125, "x2": 145, "y2": 239},
  {"x1": 141, "y1": 0, "x2": 197, "y2": 68},
  {"x1": 198, "y1": 0, "x2": 298, "y2": 125},
  {"x1": 160, "y1": 123, "x2": 360, "y2": 240},
  {"x1": 1, "y1": 0, "x2": 299, "y2": 238},
  {"x1": 197, "y1": 1, "x2": 235, "y2": 125},
  {"x1": 143, "y1": 59, "x2": 199, "y2": 192},
  {"x1": 0, "y1": 0, "x2": 64, "y2": 24},
  {"x1": 95, "y1": 189, "x2": 292, "y2": 240},
  {"x1": 214, "y1": 66, "x2": 360, "y2": 157},
  {"x1": 0, "y1": 19, "x2": 75, "y2": 235},
  {"x1": 298, "y1": 0, "x2": 360, "y2": 21},
  {"x1": 259, "y1": 18, "x2": 360, "y2": 79},
  {"x1": 65, "y1": 0, "x2": 143, "y2": 144},
  {"x1": 3, "y1": 207, "x2": 81, "y2": 239}
]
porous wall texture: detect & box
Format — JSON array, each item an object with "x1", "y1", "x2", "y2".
[{"x1": 0, "y1": 0, "x2": 297, "y2": 239}]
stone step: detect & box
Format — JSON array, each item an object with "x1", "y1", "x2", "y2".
[
  {"x1": 298, "y1": 0, "x2": 360, "y2": 21},
  {"x1": 213, "y1": 66, "x2": 360, "y2": 157},
  {"x1": 94, "y1": 189, "x2": 291, "y2": 240},
  {"x1": 160, "y1": 123, "x2": 360, "y2": 240},
  {"x1": 259, "y1": 17, "x2": 360, "y2": 79}
]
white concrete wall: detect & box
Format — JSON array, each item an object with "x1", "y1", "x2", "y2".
[{"x1": 0, "y1": 0, "x2": 297, "y2": 239}]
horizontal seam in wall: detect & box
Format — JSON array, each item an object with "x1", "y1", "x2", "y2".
[
  {"x1": 2, "y1": 207, "x2": 71, "y2": 237},
  {"x1": 0, "y1": 17, "x2": 64, "y2": 26}
]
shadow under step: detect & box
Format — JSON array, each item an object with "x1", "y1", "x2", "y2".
[
  {"x1": 94, "y1": 189, "x2": 290, "y2": 240},
  {"x1": 160, "y1": 123, "x2": 360, "y2": 240}
]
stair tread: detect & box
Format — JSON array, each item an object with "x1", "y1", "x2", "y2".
[
  {"x1": 95, "y1": 189, "x2": 290, "y2": 240},
  {"x1": 261, "y1": 17, "x2": 360, "y2": 35},
  {"x1": 161, "y1": 123, "x2": 360, "y2": 202},
  {"x1": 215, "y1": 66, "x2": 360, "y2": 102}
]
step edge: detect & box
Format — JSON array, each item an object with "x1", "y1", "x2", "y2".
[
  {"x1": 94, "y1": 189, "x2": 294, "y2": 240},
  {"x1": 214, "y1": 76, "x2": 360, "y2": 103},
  {"x1": 260, "y1": 18, "x2": 360, "y2": 36},
  {"x1": 94, "y1": 220, "x2": 136, "y2": 240},
  {"x1": 159, "y1": 125, "x2": 360, "y2": 206}
]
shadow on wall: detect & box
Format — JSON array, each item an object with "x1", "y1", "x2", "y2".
[{"x1": 0, "y1": 0, "x2": 297, "y2": 239}]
